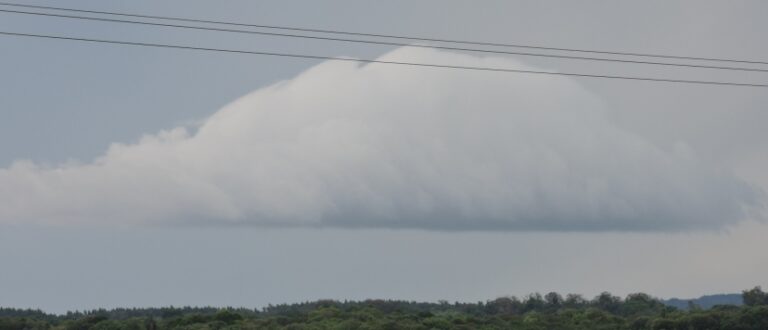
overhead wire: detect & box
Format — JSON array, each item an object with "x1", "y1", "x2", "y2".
[
  {"x1": 1, "y1": 31, "x2": 767, "y2": 88},
  {"x1": 0, "y1": 1, "x2": 766, "y2": 65},
  {"x1": 0, "y1": 8, "x2": 766, "y2": 73}
]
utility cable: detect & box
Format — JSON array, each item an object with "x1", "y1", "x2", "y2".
[
  {"x1": 0, "y1": 1, "x2": 766, "y2": 65},
  {"x1": 1, "y1": 30, "x2": 767, "y2": 88},
  {"x1": 1, "y1": 8, "x2": 766, "y2": 73}
]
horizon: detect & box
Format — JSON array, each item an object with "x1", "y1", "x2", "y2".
[{"x1": 0, "y1": 290, "x2": 750, "y2": 315}]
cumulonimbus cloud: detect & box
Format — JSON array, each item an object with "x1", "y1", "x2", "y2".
[{"x1": 0, "y1": 48, "x2": 762, "y2": 230}]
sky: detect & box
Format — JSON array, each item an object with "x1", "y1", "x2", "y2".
[{"x1": 0, "y1": 0, "x2": 767, "y2": 314}]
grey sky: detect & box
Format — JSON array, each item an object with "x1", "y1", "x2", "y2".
[{"x1": 1, "y1": 0, "x2": 767, "y2": 313}]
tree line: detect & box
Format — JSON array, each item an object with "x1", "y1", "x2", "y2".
[{"x1": 1, "y1": 287, "x2": 767, "y2": 330}]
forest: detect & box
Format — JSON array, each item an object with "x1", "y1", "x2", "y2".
[{"x1": 1, "y1": 287, "x2": 767, "y2": 330}]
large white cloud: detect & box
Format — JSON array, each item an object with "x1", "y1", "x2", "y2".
[{"x1": 0, "y1": 48, "x2": 762, "y2": 230}]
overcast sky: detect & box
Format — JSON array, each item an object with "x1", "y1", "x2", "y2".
[{"x1": 1, "y1": 0, "x2": 767, "y2": 314}]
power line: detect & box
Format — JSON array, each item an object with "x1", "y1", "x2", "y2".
[
  {"x1": 0, "y1": 1, "x2": 766, "y2": 66},
  {"x1": 2, "y1": 8, "x2": 767, "y2": 73},
  {"x1": 1, "y1": 30, "x2": 767, "y2": 88}
]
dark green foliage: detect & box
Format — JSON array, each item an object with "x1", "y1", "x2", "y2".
[
  {"x1": 742, "y1": 286, "x2": 768, "y2": 307},
  {"x1": 1, "y1": 288, "x2": 767, "y2": 329}
]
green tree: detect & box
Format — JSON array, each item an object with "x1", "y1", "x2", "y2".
[
  {"x1": 743, "y1": 286, "x2": 768, "y2": 306},
  {"x1": 564, "y1": 294, "x2": 587, "y2": 308},
  {"x1": 593, "y1": 292, "x2": 622, "y2": 314},
  {"x1": 544, "y1": 292, "x2": 563, "y2": 307}
]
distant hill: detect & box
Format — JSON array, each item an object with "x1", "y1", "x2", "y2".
[{"x1": 664, "y1": 293, "x2": 743, "y2": 310}]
